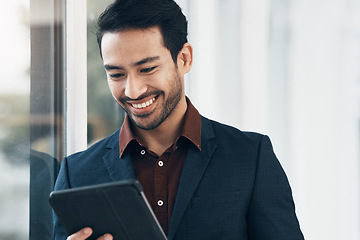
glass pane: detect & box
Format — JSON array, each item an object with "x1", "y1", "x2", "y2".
[
  {"x1": 87, "y1": 0, "x2": 125, "y2": 145},
  {"x1": 0, "y1": 0, "x2": 30, "y2": 239},
  {"x1": 29, "y1": 0, "x2": 64, "y2": 239}
]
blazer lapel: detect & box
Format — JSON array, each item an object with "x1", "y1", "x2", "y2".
[
  {"x1": 168, "y1": 117, "x2": 217, "y2": 239},
  {"x1": 102, "y1": 130, "x2": 135, "y2": 181}
]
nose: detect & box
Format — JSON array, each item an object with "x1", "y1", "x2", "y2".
[{"x1": 124, "y1": 75, "x2": 147, "y2": 100}]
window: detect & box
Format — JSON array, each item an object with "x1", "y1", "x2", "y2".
[
  {"x1": 29, "y1": 0, "x2": 65, "y2": 239},
  {"x1": 0, "y1": 0, "x2": 30, "y2": 239},
  {"x1": 87, "y1": 0, "x2": 124, "y2": 145}
]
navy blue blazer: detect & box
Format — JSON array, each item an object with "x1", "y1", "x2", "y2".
[{"x1": 54, "y1": 116, "x2": 304, "y2": 240}]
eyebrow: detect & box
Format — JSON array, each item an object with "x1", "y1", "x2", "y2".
[
  {"x1": 103, "y1": 64, "x2": 123, "y2": 70},
  {"x1": 134, "y1": 56, "x2": 160, "y2": 66},
  {"x1": 103, "y1": 56, "x2": 160, "y2": 70}
]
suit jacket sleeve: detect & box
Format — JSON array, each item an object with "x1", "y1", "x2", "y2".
[
  {"x1": 52, "y1": 157, "x2": 71, "y2": 240},
  {"x1": 246, "y1": 135, "x2": 304, "y2": 240}
]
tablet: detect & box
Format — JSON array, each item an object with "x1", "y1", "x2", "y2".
[{"x1": 49, "y1": 180, "x2": 167, "y2": 240}]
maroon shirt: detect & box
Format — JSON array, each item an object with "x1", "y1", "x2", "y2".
[{"x1": 119, "y1": 98, "x2": 201, "y2": 235}]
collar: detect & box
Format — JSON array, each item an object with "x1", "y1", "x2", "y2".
[{"x1": 119, "y1": 96, "x2": 202, "y2": 158}]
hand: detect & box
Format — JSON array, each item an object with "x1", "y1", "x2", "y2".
[{"x1": 66, "y1": 227, "x2": 113, "y2": 240}]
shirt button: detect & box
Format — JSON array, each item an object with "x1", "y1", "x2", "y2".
[
  {"x1": 157, "y1": 200, "x2": 164, "y2": 207},
  {"x1": 158, "y1": 160, "x2": 164, "y2": 167},
  {"x1": 140, "y1": 150, "x2": 146, "y2": 155}
]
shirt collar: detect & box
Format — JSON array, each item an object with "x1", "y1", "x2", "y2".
[{"x1": 119, "y1": 96, "x2": 201, "y2": 158}]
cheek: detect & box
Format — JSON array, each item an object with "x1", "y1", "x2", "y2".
[
  {"x1": 107, "y1": 81, "x2": 124, "y2": 99},
  {"x1": 156, "y1": 69, "x2": 180, "y2": 90},
  {"x1": 166, "y1": 70, "x2": 183, "y2": 90}
]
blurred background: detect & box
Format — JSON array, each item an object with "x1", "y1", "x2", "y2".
[{"x1": 0, "y1": 0, "x2": 359, "y2": 239}]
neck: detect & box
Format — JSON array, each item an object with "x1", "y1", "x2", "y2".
[{"x1": 133, "y1": 97, "x2": 187, "y2": 156}]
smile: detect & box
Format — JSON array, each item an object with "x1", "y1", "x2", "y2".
[{"x1": 131, "y1": 97, "x2": 156, "y2": 109}]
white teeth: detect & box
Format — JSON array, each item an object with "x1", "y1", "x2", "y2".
[{"x1": 132, "y1": 98, "x2": 155, "y2": 109}]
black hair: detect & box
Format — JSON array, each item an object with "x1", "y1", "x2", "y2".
[{"x1": 96, "y1": 0, "x2": 188, "y2": 63}]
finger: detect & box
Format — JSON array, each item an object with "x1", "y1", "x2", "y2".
[
  {"x1": 97, "y1": 233, "x2": 113, "y2": 240},
  {"x1": 67, "y1": 227, "x2": 93, "y2": 240}
]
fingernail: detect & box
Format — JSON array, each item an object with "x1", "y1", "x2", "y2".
[
  {"x1": 84, "y1": 228, "x2": 92, "y2": 234},
  {"x1": 104, "y1": 234, "x2": 113, "y2": 240}
]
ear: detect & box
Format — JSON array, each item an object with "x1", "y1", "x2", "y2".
[{"x1": 177, "y1": 43, "x2": 193, "y2": 74}]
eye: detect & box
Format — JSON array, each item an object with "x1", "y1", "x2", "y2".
[
  {"x1": 108, "y1": 73, "x2": 125, "y2": 79},
  {"x1": 140, "y1": 66, "x2": 157, "y2": 73}
]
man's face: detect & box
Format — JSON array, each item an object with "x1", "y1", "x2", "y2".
[{"x1": 101, "y1": 27, "x2": 185, "y2": 130}]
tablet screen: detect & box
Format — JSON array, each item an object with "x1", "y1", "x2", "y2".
[{"x1": 49, "y1": 180, "x2": 167, "y2": 240}]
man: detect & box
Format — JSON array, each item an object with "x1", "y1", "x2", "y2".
[{"x1": 54, "y1": 0, "x2": 304, "y2": 239}]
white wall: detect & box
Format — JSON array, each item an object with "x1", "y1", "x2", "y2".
[
  {"x1": 287, "y1": 0, "x2": 360, "y2": 239},
  {"x1": 178, "y1": 0, "x2": 360, "y2": 239}
]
